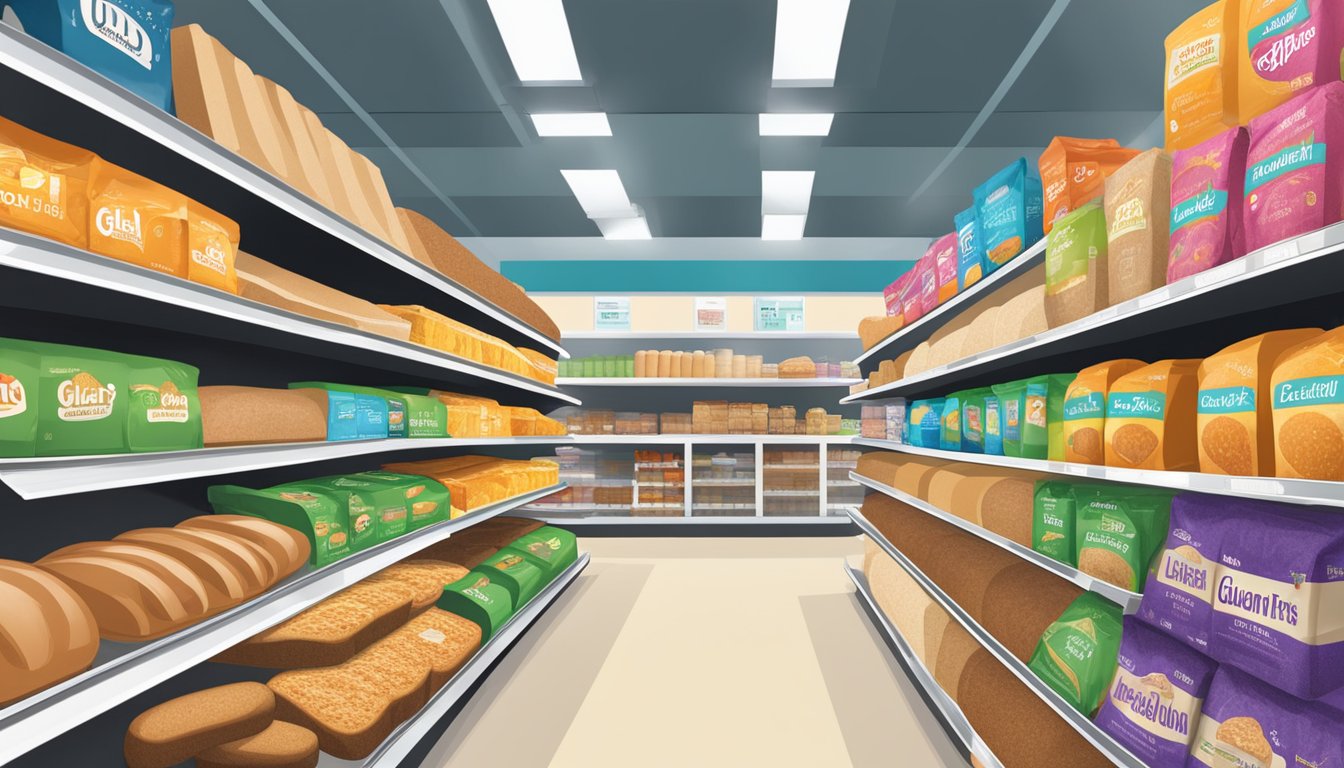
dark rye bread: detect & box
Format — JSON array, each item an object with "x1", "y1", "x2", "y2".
[
  {"x1": 124, "y1": 682, "x2": 274, "y2": 768},
  {"x1": 978, "y1": 562, "x2": 1082, "y2": 662},
  {"x1": 196, "y1": 720, "x2": 318, "y2": 768}
]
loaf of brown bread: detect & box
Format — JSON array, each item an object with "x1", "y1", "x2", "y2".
[
  {"x1": 195, "y1": 720, "x2": 318, "y2": 768},
  {"x1": 107, "y1": 532, "x2": 250, "y2": 609},
  {"x1": 176, "y1": 515, "x2": 311, "y2": 576},
  {"x1": 364, "y1": 560, "x2": 469, "y2": 612},
  {"x1": 199, "y1": 386, "x2": 328, "y2": 447},
  {"x1": 117, "y1": 527, "x2": 277, "y2": 595},
  {"x1": 0, "y1": 560, "x2": 100, "y2": 706},
  {"x1": 124, "y1": 682, "x2": 274, "y2": 768}
]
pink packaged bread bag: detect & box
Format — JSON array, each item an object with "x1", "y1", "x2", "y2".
[
  {"x1": 1168, "y1": 127, "x2": 1248, "y2": 283},
  {"x1": 930, "y1": 232, "x2": 960, "y2": 304},
  {"x1": 917, "y1": 250, "x2": 939, "y2": 316},
  {"x1": 883, "y1": 272, "x2": 908, "y2": 317},
  {"x1": 900, "y1": 260, "x2": 926, "y2": 325},
  {"x1": 1244, "y1": 81, "x2": 1344, "y2": 253}
]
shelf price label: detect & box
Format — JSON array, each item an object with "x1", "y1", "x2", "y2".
[
  {"x1": 594, "y1": 296, "x2": 631, "y2": 331},
  {"x1": 694, "y1": 297, "x2": 727, "y2": 331},
  {"x1": 754, "y1": 296, "x2": 805, "y2": 332}
]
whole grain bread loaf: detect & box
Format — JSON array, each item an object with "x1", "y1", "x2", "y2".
[
  {"x1": 0, "y1": 560, "x2": 99, "y2": 706},
  {"x1": 199, "y1": 386, "x2": 328, "y2": 447},
  {"x1": 124, "y1": 682, "x2": 274, "y2": 768}
]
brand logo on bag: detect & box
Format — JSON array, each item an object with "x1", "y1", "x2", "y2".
[
  {"x1": 1198, "y1": 386, "x2": 1255, "y2": 414},
  {"x1": 1164, "y1": 554, "x2": 1208, "y2": 591},
  {"x1": 1217, "y1": 573, "x2": 1300, "y2": 626},
  {"x1": 1169, "y1": 32, "x2": 1221, "y2": 87},
  {"x1": 1275, "y1": 376, "x2": 1344, "y2": 408},
  {"x1": 0, "y1": 373, "x2": 26, "y2": 419},
  {"x1": 57, "y1": 372, "x2": 116, "y2": 421},
  {"x1": 191, "y1": 243, "x2": 228, "y2": 276},
  {"x1": 95, "y1": 206, "x2": 143, "y2": 246},
  {"x1": 81, "y1": 0, "x2": 154, "y2": 70}
]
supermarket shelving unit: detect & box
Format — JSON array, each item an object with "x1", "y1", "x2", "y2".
[
  {"x1": 558, "y1": 377, "x2": 861, "y2": 387},
  {"x1": 564, "y1": 331, "x2": 860, "y2": 340}
]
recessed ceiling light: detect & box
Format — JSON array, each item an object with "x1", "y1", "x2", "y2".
[
  {"x1": 531, "y1": 113, "x2": 613, "y2": 137},
  {"x1": 762, "y1": 214, "x2": 807, "y2": 240},
  {"x1": 560, "y1": 170, "x2": 635, "y2": 219},
  {"x1": 597, "y1": 215, "x2": 652, "y2": 240},
  {"x1": 771, "y1": 0, "x2": 851, "y2": 86},
  {"x1": 761, "y1": 171, "x2": 815, "y2": 215},
  {"x1": 759, "y1": 113, "x2": 835, "y2": 136},
  {"x1": 486, "y1": 0, "x2": 583, "y2": 82}
]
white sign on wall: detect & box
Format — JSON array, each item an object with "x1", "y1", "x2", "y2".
[{"x1": 694, "y1": 297, "x2": 727, "y2": 331}]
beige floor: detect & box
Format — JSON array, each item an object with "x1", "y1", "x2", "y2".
[{"x1": 420, "y1": 537, "x2": 966, "y2": 768}]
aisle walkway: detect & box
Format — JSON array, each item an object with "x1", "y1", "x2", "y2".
[{"x1": 420, "y1": 537, "x2": 965, "y2": 768}]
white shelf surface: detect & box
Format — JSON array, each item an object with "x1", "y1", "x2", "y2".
[
  {"x1": 521, "y1": 514, "x2": 851, "y2": 526},
  {"x1": 845, "y1": 221, "x2": 1344, "y2": 403},
  {"x1": 846, "y1": 565, "x2": 1004, "y2": 768},
  {"x1": 0, "y1": 23, "x2": 566, "y2": 359},
  {"x1": 558, "y1": 377, "x2": 862, "y2": 387},
  {"x1": 847, "y1": 506, "x2": 1148, "y2": 768},
  {"x1": 851, "y1": 472, "x2": 1141, "y2": 612},
  {"x1": 0, "y1": 437, "x2": 577, "y2": 500},
  {"x1": 0, "y1": 484, "x2": 565, "y2": 765},
  {"x1": 568, "y1": 434, "x2": 857, "y2": 445},
  {"x1": 854, "y1": 239, "x2": 1045, "y2": 367},
  {"x1": 854, "y1": 437, "x2": 1344, "y2": 509},
  {"x1": 563, "y1": 331, "x2": 859, "y2": 340}
]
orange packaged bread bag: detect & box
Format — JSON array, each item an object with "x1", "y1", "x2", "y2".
[
  {"x1": 86, "y1": 158, "x2": 188, "y2": 279},
  {"x1": 1062, "y1": 359, "x2": 1146, "y2": 464},
  {"x1": 1164, "y1": 0, "x2": 1239, "y2": 151},
  {"x1": 1104, "y1": 359, "x2": 1202, "y2": 470},
  {"x1": 187, "y1": 200, "x2": 240, "y2": 295},
  {"x1": 0, "y1": 115, "x2": 94, "y2": 248},
  {"x1": 1039, "y1": 137, "x2": 1142, "y2": 234},
  {"x1": 1270, "y1": 326, "x2": 1344, "y2": 480}
]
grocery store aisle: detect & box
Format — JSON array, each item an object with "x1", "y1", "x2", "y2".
[{"x1": 419, "y1": 536, "x2": 965, "y2": 768}]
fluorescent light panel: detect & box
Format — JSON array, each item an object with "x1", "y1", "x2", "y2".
[
  {"x1": 771, "y1": 0, "x2": 851, "y2": 85},
  {"x1": 531, "y1": 113, "x2": 612, "y2": 137},
  {"x1": 761, "y1": 170, "x2": 815, "y2": 215},
  {"x1": 560, "y1": 169, "x2": 634, "y2": 218},
  {"x1": 762, "y1": 214, "x2": 807, "y2": 240},
  {"x1": 596, "y1": 216, "x2": 652, "y2": 240},
  {"x1": 759, "y1": 113, "x2": 834, "y2": 136},
  {"x1": 486, "y1": 0, "x2": 582, "y2": 81}
]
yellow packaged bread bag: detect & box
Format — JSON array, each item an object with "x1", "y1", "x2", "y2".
[
  {"x1": 1164, "y1": 0, "x2": 1239, "y2": 151},
  {"x1": 87, "y1": 158, "x2": 188, "y2": 279},
  {"x1": 0, "y1": 115, "x2": 94, "y2": 248},
  {"x1": 1105, "y1": 359, "x2": 1202, "y2": 470},
  {"x1": 1197, "y1": 328, "x2": 1321, "y2": 476},
  {"x1": 1271, "y1": 326, "x2": 1344, "y2": 480}
]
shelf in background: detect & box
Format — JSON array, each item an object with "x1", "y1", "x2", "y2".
[
  {"x1": 558, "y1": 377, "x2": 862, "y2": 387},
  {"x1": 847, "y1": 506, "x2": 1147, "y2": 768},
  {"x1": 0, "y1": 484, "x2": 565, "y2": 765},
  {"x1": 851, "y1": 472, "x2": 1141, "y2": 612},
  {"x1": 844, "y1": 222, "x2": 1344, "y2": 403},
  {"x1": 0, "y1": 228, "x2": 579, "y2": 409},
  {"x1": 854, "y1": 239, "x2": 1045, "y2": 369},
  {"x1": 0, "y1": 23, "x2": 565, "y2": 359},
  {"x1": 846, "y1": 565, "x2": 1004, "y2": 768},
  {"x1": 320, "y1": 553, "x2": 590, "y2": 767},
  {"x1": 566, "y1": 435, "x2": 857, "y2": 445},
  {"x1": 563, "y1": 331, "x2": 859, "y2": 340},
  {"x1": 0, "y1": 436, "x2": 577, "y2": 500},
  {"x1": 521, "y1": 514, "x2": 855, "y2": 527},
  {"x1": 853, "y1": 437, "x2": 1344, "y2": 509}
]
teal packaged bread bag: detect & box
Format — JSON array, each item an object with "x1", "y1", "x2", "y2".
[
  {"x1": 290, "y1": 382, "x2": 399, "y2": 438},
  {"x1": 960, "y1": 388, "x2": 994, "y2": 454},
  {"x1": 0, "y1": 341, "x2": 40, "y2": 457},
  {"x1": 508, "y1": 526, "x2": 578, "y2": 581},
  {"x1": 207, "y1": 483, "x2": 352, "y2": 566},
  {"x1": 974, "y1": 158, "x2": 1044, "y2": 275},
  {"x1": 438, "y1": 571, "x2": 515, "y2": 641},
  {"x1": 479, "y1": 549, "x2": 545, "y2": 606},
  {"x1": 126, "y1": 356, "x2": 202, "y2": 453},
  {"x1": 955, "y1": 206, "x2": 984, "y2": 290},
  {"x1": 908, "y1": 399, "x2": 945, "y2": 448}
]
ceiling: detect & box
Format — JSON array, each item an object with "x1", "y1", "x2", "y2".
[{"x1": 174, "y1": 0, "x2": 1200, "y2": 242}]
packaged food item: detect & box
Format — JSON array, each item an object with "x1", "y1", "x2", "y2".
[
  {"x1": 0, "y1": 115, "x2": 94, "y2": 247},
  {"x1": 1197, "y1": 329, "x2": 1321, "y2": 476},
  {"x1": 1094, "y1": 616, "x2": 1218, "y2": 768},
  {"x1": 1164, "y1": 0, "x2": 1239, "y2": 151},
  {"x1": 1034, "y1": 374, "x2": 1075, "y2": 461},
  {"x1": 126, "y1": 357, "x2": 201, "y2": 453},
  {"x1": 436, "y1": 570, "x2": 513, "y2": 641},
  {"x1": 1139, "y1": 493, "x2": 1224, "y2": 652},
  {"x1": 301, "y1": 472, "x2": 448, "y2": 546},
  {"x1": 477, "y1": 549, "x2": 543, "y2": 607},
  {"x1": 290, "y1": 382, "x2": 403, "y2": 439},
  {"x1": 1074, "y1": 484, "x2": 1176, "y2": 592},
  {"x1": 506, "y1": 526, "x2": 577, "y2": 581},
  {"x1": 983, "y1": 392, "x2": 1003, "y2": 455},
  {"x1": 0, "y1": 342, "x2": 39, "y2": 457},
  {"x1": 972, "y1": 158, "x2": 1044, "y2": 272},
  {"x1": 908, "y1": 399, "x2": 945, "y2": 449},
  {"x1": 991, "y1": 379, "x2": 1028, "y2": 458},
  {"x1": 186, "y1": 200, "x2": 239, "y2": 294},
  {"x1": 1063, "y1": 359, "x2": 1146, "y2": 464},
  {"x1": 1168, "y1": 127, "x2": 1249, "y2": 283},
  {"x1": 31, "y1": 342, "x2": 129, "y2": 456},
  {"x1": 882, "y1": 272, "x2": 907, "y2": 317},
  {"x1": 1271, "y1": 326, "x2": 1344, "y2": 480},
  {"x1": 1237, "y1": 0, "x2": 1344, "y2": 123},
  {"x1": 1044, "y1": 202, "x2": 1109, "y2": 328},
  {"x1": 899, "y1": 264, "x2": 926, "y2": 325},
  {"x1": 1244, "y1": 81, "x2": 1344, "y2": 253},
  {"x1": 289, "y1": 385, "x2": 387, "y2": 442},
  {"x1": 1189, "y1": 667, "x2": 1344, "y2": 768},
  {"x1": 1105, "y1": 149, "x2": 1173, "y2": 305},
  {"x1": 1032, "y1": 481, "x2": 1076, "y2": 566},
  {"x1": 1105, "y1": 359, "x2": 1202, "y2": 470},
  {"x1": 954, "y1": 206, "x2": 983, "y2": 289},
  {"x1": 929, "y1": 232, "x2": 959, "y2": 304},
  {"x1": 959, "y1": 387, "x2": 993, "y2": 454},
  {"x1": 1028, "y1": 592, "x2": 1123, "y2": 715},
  {"x1": 86, "y1": 158, "x2": 187, "y2": 278},
  {"x1": 940, "y1": 391, "x2": 964, "y2": 451},
  {"x1": 3, "y1": 0, "x2": 176, "y2": 112},
  {"x1": 917, "y1": 251, "x2": 939, "y2": 315},
  {"x1": 207, "y1": 484, "x2": 351, "y2": 566},
  {"x1": 1040, "y1": 137, "x2": 1141, "y2": 233}
]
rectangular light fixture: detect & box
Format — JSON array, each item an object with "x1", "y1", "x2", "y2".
[
  {"x1": 759, "y1": 113, "x2": 834, "y2": 136},
  {"x1": 560, "y1": 169, "x2": 635, "y2": 219},
  {"x1": 596, "y1": 215, "x2": 652, "y2": 240},
  {"x1": 771, "y1": 0, "x2": 851, "y2": 85},
  {"x1": 762, "y1": 214, "x2": 807, "y2": 240},
  {"x1": 531, "y1": 113, "x2": 612, "y2": 137},
  {"x1": 761, "y1": 170, "x2": 815, "y2": 215},
  {"x1": 486, "y1": 0, "x2": 583, "y2": 81}
]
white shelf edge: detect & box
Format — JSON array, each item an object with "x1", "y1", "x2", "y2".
[
  {"x1": 0, "y1": 483, "x2": 566, "y2": 765},
  {"x1": 851, "y1": 472, "x2": 1141, "y2": 612},
  {"x1": 847, "y1": 506, "x2": 1147, "y2": 768},
  {"x1": 562, "y1": 331, "x2": 859, "y2": 340},
  {"x1": 557, "y1": 377, "x2": 862, "y2": 387},
  {"x1": 854, "y1": 239, "x2": 1046, "y2": 367},
  {"x1": 844, "y1": 221, "x2": 1344, "y2": 404},
  {"x1": 852, "y1": 437, "x2": 1344, "y2": 509},
  {"x1": 846, "y1": 565, "x2": 1005, "y2": 768},
  {"x1": 565, "y1": 434, "x2": 857, "y2": 445},
  {"x1": 518, "y1": 514, "x2": 853, "y2": 526},
  {"x1": 0, "y1": 24, "x2": 567, "y2": 359}
]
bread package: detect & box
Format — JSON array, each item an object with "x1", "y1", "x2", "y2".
[
  {"x1": 1105, "y1": 359, "x2": 1202, "y2": 470},
  {"x1": 1164, "y1": 1, "x2": 1238, "y2": 151},
  {"x1": 1105, "y1": 149, "x2": 1172, "y2": 305},
  {"x1": 1039, "y1": 137, "x2": 1141, "y2": 233},
  {"x1": 200, "y1": 386, "x2": 328, "y2": 447},
  {"x1": 1044, "y1": 202, "x2": 1108, "y2": 328},
  {"x1": 1063, "y1": 359, "x2": 1146, "y2": 464},
  {"x1": 1271, "y1": 327, "x2": 1344, "y2": 480}
]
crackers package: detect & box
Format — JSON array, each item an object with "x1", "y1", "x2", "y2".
[
  {"x1": 0, "y1": 342, "x2": 38, "y2": 457},
  {"x1": 1032, "y1": 481, "x2": 1076, "y2": 565},
  {"x1": 1063, "y1": 359, "x2": 1146, "y2": 464},
  {"x1": 1039, "y1": 137, "x2": 1141, "y2": 234},
  {"x1": 1169, "y1": 127, "x2": 1249, "y2": 283},
  {"x1": 1190, "y1": 667, "x2": 1344, "y2": 768},
  {"x1": 1271, "y1": 326, "x2": 1344, "y2": 480},
  {"x1": 954, "y1": 206, "x2": 983, "y2": 289},
  {"x1": 1044, "y1": 202, "x2": 1108, "y2": 329},
  {"x1": 1244, "y1": 81, "x2": 1344, "y2": 254},
  {"x1": 1075, "y1": 484, "x2": 1175, "y2": 592},
  {"x1": 87, "y1": 158, "x2": 187, "y2": 278},
  {"x1": 1164, "y1": 0, "x2": 1239, "y2": 152},
  {"x1": 1094, "y1": 616, "x2": 1218, "y2": 768},
  {"x1": 1105, "y1": 149, "x2": 1172, "y2": 306},
  {"x1": 1139, "y1": 493, "x2": 1224, "y2": 652},
  {"x1": 929, "y1": 232, "x2": 959, "y2": 304},
  {"x1": 972, "y1": 158, "x2": 1044, "y2": 273},
  {"x1": 0, "y1": 115, "x2": 94, "y2": 248},
  {"x1": 1237, "y1": 0, "x2": 1344, "y2": 124},
  {"x1": 1198, "y1": 328, "x2": 1321, "y2": 476},
  {"x1": 186, "y1": 200, "x2": 240, "y2": 294},
  {"x1": 1027, "y1": 592, "x2": 1123, "y2": 715},
  {"x1": 1105, "y1": 359, "x2": 1202, "y2": 470}
]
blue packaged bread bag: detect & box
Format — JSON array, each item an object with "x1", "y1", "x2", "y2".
[
  {"x1": 4, "y1": 0, "x2": 175, "y2": 112},
  {"x1": 973, "y1": 158, "x2": 1043, "y2": 276},
  {"x1": 954, "y1": 206, "x2": 983, "y2": 289}
]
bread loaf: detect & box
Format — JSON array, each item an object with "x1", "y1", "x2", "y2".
[
  {"x1": 778, "y1": 356, "x2": 816, "y2": 378},
  {"x1": 115, "y1": 528, "x2": 273, "y2": 597},
  {"x1": 657, "y1": 350, "x2": 673, "y2": 378},
  {"x1": 858, "y1": 315, "x2": 904, "y2": 351},
  {"x1": 195, "y1": 720, "x2": 318, "y2": 768},
  {"x1": 258, "y1": 78, "x2": 330, "y2": 203},
  {"x1": 365, "y1": 561, "x2": 469, "y2": 612},
  {"x1": 124, "y1": 682, "x2": 274, "y2": 768},
  {"x1": 37, "y1": 547, "x2": 212, "y2": 641},
  {"x1": 634, "y1": 350, "x2": 648, "y2": 377},
  {"x1": 0, "y1": 560, "x2": 99, "y2": 706},
  {"x1": 680, "y1": 351, "x2": 694, "y2": 378},
  {"x1": 922, "y1": 603, "x2": 952, "y2": 670},
  {"x1": 107, "y1": 532, "x2": 249, "y2": 609},
  {"x1": 932, "y1": 621, "x2": 981, "y2": 696},
  {"x1": 199, "y1": 386, "x2": 328, "y2": 447},
  {"x1": 978, "y1": 562, "x2": 1082, "y2": 661},
  {"x1": 177, "y1": 515, "x2": 311, "y2": 574}
]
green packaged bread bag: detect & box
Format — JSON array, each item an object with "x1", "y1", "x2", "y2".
[
  {"x1": 31, "y1": 342, "x2": 129, "y2": 456},
  {"x1": 508, "y1": 526, "x2": 578, "y2": 581},
  {"x1": 1033, "y1": 481, "x2": 1077, "y2": 565},
  {"x1": 1073, "y1": 484, "x2": 1174, "y2": 592},
  {"x1": 1028, "y1": 592, "x2": 1123, "y2": 715},
  {"x1": 991, "y1": 379, "x2": 1029, "y2": 457},
  {"x1": 301, "y1": 472, "x2": 449, "y2": 547},
  {"x1": 438, "y1": 570, "x2": 515, "y2": 641},
  {"x1": 126, "y1": 357, "x2": 202, "y2": 453},
  {"x1": 207, "y1": 483, "x2": 352, "y2": 566},
  {"x1": 960, "y1": 387, "x2": 994, "y2": 454},
  {"x1": 0, "y1": 341, "x2": 39, "y2": 457},
  {"x1": 479, "y1": 549, "x2": 544, "y2": 606}
]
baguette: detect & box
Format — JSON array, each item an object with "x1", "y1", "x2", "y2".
[
  {"x1": 0, "y1": 560, "x2": 99, "y2": 706},
  {"x1": 117, "y1": 527, "x2": 274, "y2": 595},
  {"x1": 176, "y1": 515, "x2": 310, "y2": 576},
  {"x1": 124, "y1": 682, "x2": 274, "y2": 768},
  {"x1": 106, "y1": 532, "x2": 250, "y2": 608},
  {"x1": 38, "y1": 548, "x2": 211, "y2": 641}
]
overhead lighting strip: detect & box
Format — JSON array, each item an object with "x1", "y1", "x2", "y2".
[
  {"x1": 771, "y1": 0, "x2": 851, "y2": 86},
  {"x1": 485, "y1": 0, "x2": 583, "y2": 82}
]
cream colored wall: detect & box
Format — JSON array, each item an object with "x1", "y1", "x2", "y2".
[{"x1": 532, "y1": 295, "x2": 884, "y2": 333}]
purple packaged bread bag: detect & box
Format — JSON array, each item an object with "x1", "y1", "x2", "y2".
[
  {"x1": 1168, "y1": 127, "x2": 1248, "y2": 284},
  {"x1": 1188, "y1": 666, "x2": 1344, "y2": 768},
  {"x1": 1095, "y1": 617, "x2": 1217, "y2": 768},
  {"x1": 1244, "y1": 81, "x2": 1344, "y2": 254},
  {"x1": 1139, "y1": 494, "x2": 1227, "y2": 653}
]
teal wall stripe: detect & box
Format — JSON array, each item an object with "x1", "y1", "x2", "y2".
[{"x1": 501, "y1": 260, "x2": 914, "y2": 293}]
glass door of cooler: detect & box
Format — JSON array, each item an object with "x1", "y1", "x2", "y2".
[
  {"x1": 633, "y1": 450, "x2": 684, "y2": 516},
  {"x1": 761, "y1": 447, "x2": 820, "y2": 516},
  {"x1": 691, "y1": 451, "x2": 756, "y2": 516},
  {"x1": 826, "y1": 446, "x2": 863, "y2": 515}
]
